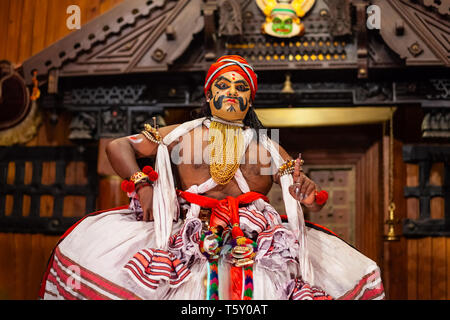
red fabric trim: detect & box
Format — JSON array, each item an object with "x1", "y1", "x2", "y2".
[
  {"x1": 239, "y1": 210, "x2": 266, "y2": 231},
  {"x1": 55, "y1": 246, "x2": 140, "y2": 299},
  {"x1": 305, "y1": 220, "x2": 340, "y2": 238},
  {"x1": 177, "y1": 190, "x2": 220, "y2": 208},
  {"x1": 204, "y1": 55, "x2": 258, "y2": 101},
  {"x1": 338, "y1": 269, "x2": 383, "y2": 300},
  {"x1": 38, "y1": 205, "x2": 129, "y2": 299},
  {"x1": 230, "y1": 266, "x2": 243, "y2": 300},
  {"x1": 51, "y1": 253, "x2": 109, "y2": 300},
  {"x1": 46, "y1": 273, "x2": 78, "y2": 300},
  {"x1": 60, "y1": 205, "x2": 129, "y2": 240},
  {"x1": 177, "y1": 190, "x2": 268, "y2": 209}
]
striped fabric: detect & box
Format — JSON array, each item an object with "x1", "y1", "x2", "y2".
[
  {"x1": 338, "y1": 269, "x2": 385, "y2": 300},
  {"x1": 44, "y1": 247, "x2": 140, "y2": 300},
  {"x1": 124, "y1": 249, "x2": 191, "y2": 292},
  {"x1": 288, "y1": 278, "x2": 333, "y2": 300},
  {"x1": 256, "y1": 224, "x2": 299, "y2": 271},
  {"x1": 168, "y1": 218, "x2": 202, "y2": 252},
  {"x1": 124, "y1": 218, "x2": 204, "y2": 292},
  {"x1": 239, "y1": 207, "x2": 269, "y2": 234}
]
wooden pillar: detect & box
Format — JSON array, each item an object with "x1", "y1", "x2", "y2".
[{"x1": 97, "y1": 138, "x2": 129, "y2": 210}]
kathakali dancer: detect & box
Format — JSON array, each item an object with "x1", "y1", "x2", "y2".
[{"x1": 39, "y1": 55, "x2": 384, "y2": 300}]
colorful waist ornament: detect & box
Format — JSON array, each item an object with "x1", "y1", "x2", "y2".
[{"x1": 177, "y1": 190, "x2": 269, "y2": 300}]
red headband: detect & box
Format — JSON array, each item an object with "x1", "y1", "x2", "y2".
[{"x1": 204, "y1": 55, "x2": 258, "y2": 101}]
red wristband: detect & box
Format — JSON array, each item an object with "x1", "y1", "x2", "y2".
[{"x1": 315, "y1": 190, "x2": 328, "y2": 205}]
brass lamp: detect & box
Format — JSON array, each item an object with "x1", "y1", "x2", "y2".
[{"x1": 281, "y1": 73, "x2": 295, "y2": 95}]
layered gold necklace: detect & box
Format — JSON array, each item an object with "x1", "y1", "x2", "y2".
[{"x1": 208, "y1": 118, "x2": 245, "y2": 185}]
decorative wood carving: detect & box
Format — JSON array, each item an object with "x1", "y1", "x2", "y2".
[
  {"x1": 0, "y1": 146, "x2": 98, "y2": 234},
  {"x1": 0, "y1": 60, "x2": 41, "y2": 146},
  {"x1": 19, "y1": 0, "x2": 449, "y2": 86},
  {"x1": 15, "y1": 0, "x2": 449, "y2": 138},
  {"x1": 218, "y1": 0, "x2": 243, "y2": 37},
  {"x1": 21, "y1": 0, "x2": 204, "y2": 84},
  {"x1": 402, "y1": 145, "x2": 450, "y2": 237},
  {"x1": 420, "y1": 0, "x2": 449, "y2": 17},
  {"x1": 0, "y1": 61, "x2": 31, "y2": 130},
  {"x1": 68, "y1": 112, "x2": 97, "y2": 141},
  {"x1": 304, "y1": 165, "x2": 356, "y2": 245},
  {"x1": 373, "y1": 0, "x2": 449, "y2": 66},
  {"x1": 354, "y1": 1, "x2": 368, "y2": 79},
  {"x1": 203, "y1": 0, "x2": 219, "y2": 61},
  {"x1": 422, "y1": 110, "x2": 450, "y2": 139},
  {"x1": 324, "y1": 0, "x2": 352, "y2": 37}
]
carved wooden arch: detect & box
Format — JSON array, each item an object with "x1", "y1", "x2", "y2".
[{"x1": 21, "y1": 0, "x2": 205, "y2": 85}]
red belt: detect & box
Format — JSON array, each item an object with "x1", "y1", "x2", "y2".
[{"x1": 177, "y1": 190, "x2": 269, "y2": 228}]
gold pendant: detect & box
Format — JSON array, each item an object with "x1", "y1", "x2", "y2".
[
  {"x1": 233, "y1": 257, "x2": 254, "y2": 267},
  {"x1": 231, "y1": 244, "x2": 254, "y2": 266}
]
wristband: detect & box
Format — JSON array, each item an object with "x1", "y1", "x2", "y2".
[{"x1": 121, "y1": 166, "x2": 159, "y2": 194}]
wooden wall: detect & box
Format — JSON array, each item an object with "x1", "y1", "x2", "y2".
[
  {"x1": 0, "y1": 0, "x2": 124, "y2": 64},
  {"x1": 382, "y1": 106, "x2": 449, "y2": 300},
  {"x1": 405, "y1": 162, "x2": 449, "y2": 299},
  {"x1": 0, "y1": 0, "x2": 124, "y2": 300}
]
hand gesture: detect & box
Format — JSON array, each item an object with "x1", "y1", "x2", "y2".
[{"x1": 288, "y1": 153, "x2": 316, "y2": 204}]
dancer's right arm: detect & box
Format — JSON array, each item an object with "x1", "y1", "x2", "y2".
[{"x1": 105, "y1": 124, "x2": 180, "y2": 221}]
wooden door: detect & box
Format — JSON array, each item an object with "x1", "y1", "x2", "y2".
[{"x1": 267, "y1": 124, "x2": 385, "y2": 276}]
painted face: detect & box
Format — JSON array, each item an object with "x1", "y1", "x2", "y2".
[
  {"x1": 272, "y1": 15, "x2": 293, "y2": 35},
  {"x1": 208, "y1": 71, "x2": 251, "y2": 122},
  {"x1": 263, "y1": 13, "x2": 303, "y2": 38}
]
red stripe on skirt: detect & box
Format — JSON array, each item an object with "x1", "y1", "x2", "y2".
[
  {"x1": 46, "y1": 272, "x2": 79, "y2": 300},
  {"x1": 55, "y1": 247, "x2": 140, "y2": 300},
  {"x1": 51, "y1": 256, "x2": 110, "y2": 300},
  {"x1": 338, "y1": 270, "x2": 378, "y2": 300},
  {"x1": 38, "y1": 205, "x2": 129, "y2": 299},
  {"x1": 124, "y1": 262, "x2": 158, "y2": 290}
]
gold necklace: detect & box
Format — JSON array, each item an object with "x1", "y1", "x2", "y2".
[{"x1": 208, "y1": 120, "x2": 244, "y2": 185}]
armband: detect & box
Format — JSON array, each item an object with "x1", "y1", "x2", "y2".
[
  {"x1": 278, "y1": 159, "x2": 301, "y2": 176},
  {"x1": 141, "y1": 123, "x2": 162, "y2": 144}
]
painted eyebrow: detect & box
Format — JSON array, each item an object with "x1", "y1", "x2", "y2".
[
  {"x1": 234, "y1": 80, "x2": 249, "y2": 86},
  {"x1": 215, "y1": 76, "x2": 231, "y2": 83}
]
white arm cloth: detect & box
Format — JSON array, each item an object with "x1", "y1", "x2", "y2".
[
  {"x1": 184, "y1": 178, "x2": 217, "y2": 219},
  {"x1": 152, "y1": 117, "x2": 206, "y2": 249},
  {"x1": 259, "y1": 133, "x2": 314, "y2": 285}
]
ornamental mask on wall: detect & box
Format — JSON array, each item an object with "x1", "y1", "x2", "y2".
[{"x1": 256, "y1": 0, "x2": 315, "y2": 38}]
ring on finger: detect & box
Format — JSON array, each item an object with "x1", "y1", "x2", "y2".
[{"x1": 293, "y1": 185, "x2": 302, "y2": 197}]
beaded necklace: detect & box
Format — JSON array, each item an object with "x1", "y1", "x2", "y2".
[{"x1": 208, "y1": 119, "x2": 245, "y2": 185}]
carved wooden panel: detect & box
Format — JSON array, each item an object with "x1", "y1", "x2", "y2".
[
  {"x1": 402, "y1": 145, "x2": 450, "y2": 237},
  {"x1": 18, "y1": 0, "x2": 450, "y2": 89},
  {"x1": 304, "y1": 165, "x2": 356, "y2": 245},
  {"x1": 0, "y1": 146, "x2": 98, "y2": 234},
  {"x1": 373, "y1": 0, "x2": 449, "y2": 66},
  {"x1": 21, "y1": 0, "x2": 205, "y2": 84},
  {"x1": 267, "y1": 165, "x2": 356, "y2": 246}
]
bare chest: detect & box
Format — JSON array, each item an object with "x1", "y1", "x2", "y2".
[{"x1": 171, "y1": 127, "x2": 273, "y2": 196}]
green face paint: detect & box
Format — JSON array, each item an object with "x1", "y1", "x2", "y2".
[
  {"x1": 271, "y1": 16, "x2": 293, "y2": 35},
  {"x1": 258, "y1": 2, "x2": 312, "y2": 38}
]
